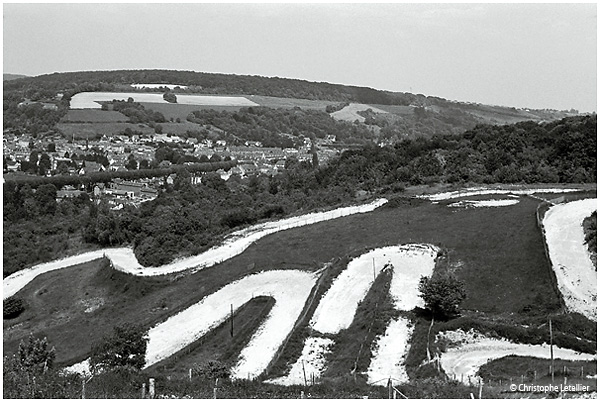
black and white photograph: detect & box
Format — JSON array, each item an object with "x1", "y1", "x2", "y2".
[{"x1": 2, "y1": 2, "x2": 597, "y2": 399}]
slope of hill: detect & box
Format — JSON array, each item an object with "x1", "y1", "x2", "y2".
[
  {"x1": 3, "y1": 69, "x2": 582, "y2": 139},
  {"x1": 3, "y1": 73, "x2": 28, "y2": 81}
]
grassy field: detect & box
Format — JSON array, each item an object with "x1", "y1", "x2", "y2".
[
  {"x1": 61, "y1": 109, "x2": 128, "y2": 123},
  {"x1": 4, "y1": 191, "x2": 596, "y2": 383},
  {"x1": 56, "y1": 122, "x2": 156, "y2": 139},
  {"x1": 478, "y1": 356, "x2": 597, "y2": 383},
  {"x1": 247, "y1": 95, "x2": 336, "y2": 110},
  {"x1": 140, "y1": 102, "x2": 244, "y2": 121}
]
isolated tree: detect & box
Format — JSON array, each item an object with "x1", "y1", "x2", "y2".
[
  {"x1": 418, "y1": 275, "x2": 467, "y2": 319},
  {"x1": 163, "y1": 92, "x2": 177, "y2": 103},
  {"x1": 18, "y1": 334, "x2": 56, "y2": 374}
]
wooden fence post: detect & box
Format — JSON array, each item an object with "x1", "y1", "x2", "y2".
[
  {"x1": 302, "y1": 360, "x2": 307, "y2": 387},
  {"x1": 149, "y1": 378, "x2": 155, "y2": 399}
]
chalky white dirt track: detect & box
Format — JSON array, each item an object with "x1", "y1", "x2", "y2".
[
  {"x1": 3, "y1": 199, "x2": 387, "y2": 299},
  {"x1": 439, "y1": 331, "x2": 596, "y2": 384},
  {"x1": 421, "y1": 187, "x2": 581, "y2": 202},
  {"x1": 145, "y1": 270, "x2": 317, "y2": 380},
  {"x1": 543, "y1": 198, "x2": 597, "y2": 320},
  {"x1": 269, "y1": 244, "x2": 439, "y2": 386}
]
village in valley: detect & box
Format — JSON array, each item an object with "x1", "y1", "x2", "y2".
[{"x1": 3, "y1": 92, "x2": 342, "y2": 210}]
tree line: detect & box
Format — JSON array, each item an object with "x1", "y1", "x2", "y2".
[
  {"x1": 4, "y1": 69, "x2": 429, "y2": 106},
  {"x1": 186, "y1": 106, "x2": 375, "y2": 147},
  {"x1": 3, "y1": 114, "x2": 596, "y2": 274}
]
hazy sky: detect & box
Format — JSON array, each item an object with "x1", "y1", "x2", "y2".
[{"x1": 3, "y1": 3, "x2": 597, "y2": 112}]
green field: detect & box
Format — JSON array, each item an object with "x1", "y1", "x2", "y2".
[
  {"x1": 61, "y1": 109, "x2": 128, "y2": 123},
  {"x1": 248, "y1": 95, "x2": 336, "y2": 110},
  {"x1": 56, "y1": 122, "x2": 155, "y2": 139},
  {"x1": 140, "y1": 102, "x2": 244, "y2": 121},
  {"x1": 3, "y1": 191, "x2": 597, "y2": 388}
]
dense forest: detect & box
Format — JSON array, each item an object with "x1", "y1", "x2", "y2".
[{"x1": 4, "y1": 114, "x2": 595, "y2": 275}]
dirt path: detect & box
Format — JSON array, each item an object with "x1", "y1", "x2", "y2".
[
  {"x1": 3, "y1": 199, "x2": 387, "y2": 299},
  {"x1": 543, "y1": 198, "x2": 597, "y2": 320},
  {"x1": 439, "y1": 335, "x2": 596, "y2": 384},
  {"x1": 421, "y1": 187, "x2": 582, "y2": 202},
  {"x1": 146, "y1": 270, "x2": 317, "y2": 379},
  {"x1": 268, "y1": 244, "x2": 439, "y2": 385}
]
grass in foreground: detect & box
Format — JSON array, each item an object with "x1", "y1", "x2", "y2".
[{"x1": 4, "y1": 192, "x2": 595, "y2": 375}]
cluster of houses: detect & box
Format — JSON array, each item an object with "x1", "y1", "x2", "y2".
[
  {"x1": 4, "y1": 126, "x2": 344, "y2": 210},
  {"x1": 56, "y1": 179, "x2": 160, "y2": 209}
]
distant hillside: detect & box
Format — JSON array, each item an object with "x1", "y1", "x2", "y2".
[
  {"x1": 3, "y1": 73, "x2": 28, "y2": 81},
  {"x1": 3, "y1": 69, "x2": 584, "y2": 140}
]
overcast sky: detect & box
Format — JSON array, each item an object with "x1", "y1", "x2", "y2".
[{"x1": 3, "y1": 3, "x2": 597, "y2": 112}]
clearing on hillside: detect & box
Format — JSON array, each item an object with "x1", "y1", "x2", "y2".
[{"x1": 330, "y1": 103, "x2": 389, "y2": 122}]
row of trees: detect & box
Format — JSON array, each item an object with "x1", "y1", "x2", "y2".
[
  {"x1": 3, "y1": 115, "x2": 596, "y2": 273},
  {"x1": 110, "y1": 98, "x2": 167, "y2": 124}
]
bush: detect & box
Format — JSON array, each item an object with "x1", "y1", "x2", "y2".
[
  {"x1": 418, "y1": 275, "x2": 467, "y2": 319},
  {"x1": 4, "y1": 296, "x2": 25, "y2": 319},
  {"x1": 163, "y1": 92, "x2": 177, "y2": 104},
  {"x1": 90, "y1": 324, "x2": 148, "y2": 372},
  {"x1": 192, "y1": 360, "x2": 230, "y2": 380}
]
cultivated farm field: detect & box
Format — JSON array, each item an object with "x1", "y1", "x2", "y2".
[
  {"x1": 3, "y1": 187, "x2": 597, "y2": 393},
  {"x1": 69, "y1": 92, "x2": 259, "y2": 109}
]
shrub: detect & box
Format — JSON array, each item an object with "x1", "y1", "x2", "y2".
[
  {"x1": 90, "y1": 324, "x2": 148, "y2": 372},
  {"x1": 192, "y1": 360, "x2": 230, "y2": 380},
  {"x1": 4, "y1": 296, "x2": 25, "y2": 319},
  {"x1": 418, "y1": 275, "x2": 467, "y2": 319}
]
